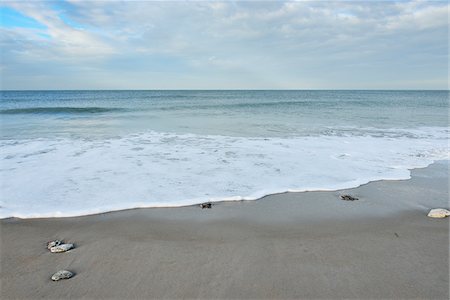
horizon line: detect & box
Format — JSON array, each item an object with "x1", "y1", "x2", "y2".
[{"x1": 1, "y1": 89, "x2": 449, "y2": 92}]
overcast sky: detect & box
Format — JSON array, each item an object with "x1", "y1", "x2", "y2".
[{"x1": 0, "y1": 0, "x2": 448, "y2": 90}]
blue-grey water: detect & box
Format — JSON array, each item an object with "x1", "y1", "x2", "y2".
[
  {"x1": 2, "y1": 90, "x2": 448, "y2": 139},
  {"x1": 1, "y1": 90, "x2": 448, "y2": 218}
]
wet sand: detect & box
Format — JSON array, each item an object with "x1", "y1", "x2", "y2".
[{"x1": 1, "y1": 161, "x2": 449, "y2": 299}]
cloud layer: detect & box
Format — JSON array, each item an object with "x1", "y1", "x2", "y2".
[{"x1": 1, "y1": 0, "x2": 448, "y2": 89}]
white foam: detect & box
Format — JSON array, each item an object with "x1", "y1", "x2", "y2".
[{"x1": 1, "y1": 128, "x2": 448, "y2": 219}]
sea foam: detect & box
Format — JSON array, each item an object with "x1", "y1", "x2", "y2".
[{"x1": 0, "y1": 128, "x2": 448, "y2": 218}]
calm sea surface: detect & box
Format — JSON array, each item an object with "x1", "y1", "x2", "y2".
[{"x1": 1, "y1": 90, "x2": 448, "y2": 217}]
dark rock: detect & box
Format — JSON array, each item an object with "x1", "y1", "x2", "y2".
[
  {"x1": 340, "y1": 195, "x2": 358, "y2": 201},
  {"x1": 200, "y1": 202, "x2": 212, "y2": 209}
]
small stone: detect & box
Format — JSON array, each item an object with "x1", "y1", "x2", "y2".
[
  {"x1": 427, "y1": 208, "x2": 450, "y2": 219},
  {"x1": 51, "y1": 270, "x2": 74, "y2": 281},
  {"x1": 47, "y1": 240, "x2": 62, "y2": 250},
  {"x1": 50, "y1": 243, "x2": 74, "y2": 253},
  {"x1": 340, "y1": 195, "x2": 358, "y2": 201},
  {"x1": 200, "y1": 202, "x2": 212, "y2": 209}
]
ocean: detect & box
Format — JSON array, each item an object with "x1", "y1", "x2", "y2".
[{"x1": 1, "y1": 90, "x2": 448, "y2": 218}]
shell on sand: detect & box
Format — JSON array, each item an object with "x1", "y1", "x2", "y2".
[
  {"x1": 427, "y1": 208, "x2": 450, "y2": 218},
  {"x1": 51, "y1": 270, "x2": 74, "y2": 281},
  {"x1": 50, "y1": 243, "x2": 74, "y2": 253},
  {"x1": 47, "y1": 240, "x2": 62, "y2": 250}
]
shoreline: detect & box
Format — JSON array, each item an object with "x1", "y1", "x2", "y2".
[
  {"x1": 1, "y1": 161, "x2": 449, "y2": 299},
  {"x1": 2, "y1": 159, "x2": 447, "y2": 220},
  {"x1": 2, "y1": 124, "x2": 448, "y2": 220}
]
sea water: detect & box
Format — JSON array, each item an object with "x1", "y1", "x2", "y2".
[{"x1": 1, "y1": 90, "x2": 448, "y2": 218}]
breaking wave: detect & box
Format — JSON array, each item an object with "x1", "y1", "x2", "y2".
[
  {"x1": 0, "y1": 107, "x2": 124, "y2": 114},
  {"x1": 0, "y1": 128, "x2": 448, "y2": 219}
]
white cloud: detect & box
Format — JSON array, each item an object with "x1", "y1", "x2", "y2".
[
  {"x1": 385, "y1": 3, "x2": 449, "y2": 30},
  {"x1": 1, "y1": 0, "x2": 448, "y2": 89},
  {"x1": 6, "y1": 1, "x2": 115, "y2": 58}
]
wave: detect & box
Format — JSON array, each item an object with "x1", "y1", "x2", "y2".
[
  {"x1": 0, "y1": 107, "x2": 124, "y2": 114},
  {"x1": 0, "y1": 128, "x2": 448, "y2": 219},
  {"x1": 155, "y1": 100, "x2": 338, "y2": 111}
]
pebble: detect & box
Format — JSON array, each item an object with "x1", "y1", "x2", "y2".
[
  {"x1": 51, "y1": 270, "x2": 74, "y2": 281},
  {"x1": 50, "y1": 243, "x2": 74, "y2": 253}
]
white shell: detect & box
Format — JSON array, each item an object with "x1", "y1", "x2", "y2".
[
  {"x1": 427, "y1": 208, "x2": 450, "y2": 218},
  {"x1": 51, "y1": 270, "x2": 73, "y2": 281},
  {"x1": 50, "y1": 243, "x2": 74, "y2": 253},
  {"x1": 47, "y1": 240, "x2": 62, "y2": 250}
]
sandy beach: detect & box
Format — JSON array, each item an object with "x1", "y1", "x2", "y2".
[
  {"x1": 1, "y1": 161, "x2": 448, "y2": 299},
  {"x1": 2, "y1": 1, "x2": 448, "y2": 299}
]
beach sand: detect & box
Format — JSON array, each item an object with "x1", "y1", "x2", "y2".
[{"x1": 1, "y1": 161, "x2": 448, "y2": 299}]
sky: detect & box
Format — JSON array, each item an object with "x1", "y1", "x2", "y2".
[{"x1": 0, "y1": 0, "x2": 448, "y2": 90}]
